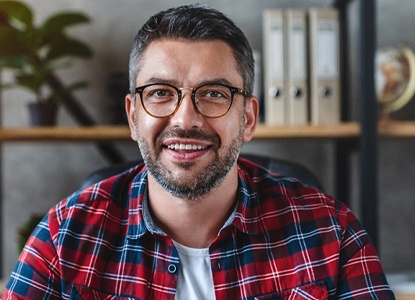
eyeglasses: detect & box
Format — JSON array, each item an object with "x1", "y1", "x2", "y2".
[{"x1": 134, "y1": 83, "x2": 247, "y2": 118}]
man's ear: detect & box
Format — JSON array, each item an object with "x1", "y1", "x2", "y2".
[
  {"x1": 242, "y1": 95, "x2": 259, "y2": 142},
  {"x1": 125, "y1": 94, "x2": 138, "y2": 141}
]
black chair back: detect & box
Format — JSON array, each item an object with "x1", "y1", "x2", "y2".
[{"x1": 79, "y1": 153, "x2": 323, "y2": 191}]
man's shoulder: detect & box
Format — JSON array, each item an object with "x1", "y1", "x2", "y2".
[
  {"x1": 60, "y1": 163, "x2": 147, "y2": 213},
  {"x1": 237, "y1": 156, "x2": 341, "y2": 212},
  {"x1": 236, "y1": 157, "x2": 349, "y2": 234},
  {"x1": 46, "y1": 163, "x2": 147, "y2": 237}
]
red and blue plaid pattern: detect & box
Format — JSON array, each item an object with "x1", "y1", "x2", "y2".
[{"x1": 2, "y1": 158, "x2": 394, "y2": 299}]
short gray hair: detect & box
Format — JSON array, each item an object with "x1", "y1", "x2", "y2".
[{"x1": 128, "y1": 4, "x2": 255, "y2": 96}]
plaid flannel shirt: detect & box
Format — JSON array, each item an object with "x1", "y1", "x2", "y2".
[{"x1": 2, "y1": 157, "x2": 394, "y2": 299}]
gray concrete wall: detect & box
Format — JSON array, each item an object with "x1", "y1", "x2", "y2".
[{"x1": 1, "y1": 0, "x2": 414, "y2": 278}]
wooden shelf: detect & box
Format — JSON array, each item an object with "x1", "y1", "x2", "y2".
[
  {"x1": 0, "y1": 121, "x2": 413, "y2": 142},
  {"x1": 395, "y1": 294, "x2": 415, "y2": 300},
  {"x1": 378, "y1": 120, "x2": 415, "y2": 138},
  {"x1": 255, "y1": 122, "x2": 360, "y2": 139},
  {"x1": 0, "y1": 122, "x2": 361, "y2": 142},
  {"x1": 0, "y1": 126, "x2": 132, "y2": 142}
]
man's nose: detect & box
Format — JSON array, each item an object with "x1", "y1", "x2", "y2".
[{"x1": 169, "y1": 89, "x2": 204, "y2": 128}]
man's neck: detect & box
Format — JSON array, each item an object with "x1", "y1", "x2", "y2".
[{"x1": 146, "y1": 167, "x2": 239, "y2": 248}]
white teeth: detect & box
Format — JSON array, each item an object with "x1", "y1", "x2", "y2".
[{"x1": 167, "y1": 143, "x2": 207, "y2": 150}]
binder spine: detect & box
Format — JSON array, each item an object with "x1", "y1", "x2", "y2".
[
  {"x1": 308, "y1": 8, "x2": 341, "y2": 124},
  {"x1": 284, "y1": 9, "x2": 308, "y2": 125},
  {"x1": 263, "y1": 9, "x2": 285, "y2": 125}
]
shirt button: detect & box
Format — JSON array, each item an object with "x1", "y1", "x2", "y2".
[{"x1": 168, "y1": 264, "x2": 177, "y2": 274}]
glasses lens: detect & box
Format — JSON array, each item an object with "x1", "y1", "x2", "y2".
[
  {"x1": 142, "y1": 84, "x2": 178, "y2": 117},
  {"x1": 195, "y1": 85, "x2": 232, "y2": 117}
]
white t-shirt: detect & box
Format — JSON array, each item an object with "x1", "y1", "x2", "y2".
[{"x1": 173, "y1": 241, "x2": 216, "y2": 300}]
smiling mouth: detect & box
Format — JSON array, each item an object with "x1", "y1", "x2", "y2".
[{"x1": 166, "y1": 143, "x2": 209, "y2": 151}]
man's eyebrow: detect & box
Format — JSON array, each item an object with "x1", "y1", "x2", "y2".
[
  {"x1": 145, "y1": 77, "x2": 177, "y2": 85},
  {"x1": 143, "y1": 77, "x2": 235, "y2": 87},
  {"x1": 198, "y1": 78, "x2": 234, "y2": 86}
]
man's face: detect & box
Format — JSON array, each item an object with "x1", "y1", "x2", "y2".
[{"x1": 126, "y1": 39, "x2": 257, "y2": 200}]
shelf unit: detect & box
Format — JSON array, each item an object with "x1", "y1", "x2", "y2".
[{"x1": 0, "y1": 0, "x2": 382, "y2": 278}]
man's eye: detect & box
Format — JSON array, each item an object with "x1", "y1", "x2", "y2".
[
  {"x1": 154, "y1": 90, "x2": 170, "y2": 96},
  {"x1": 148, "y1": 89, "x2": 174, "y2": 98},
  {"x1": 206, "y1": 90, "x2": 224, "y2": 98},
  {"x1": 199, "y1": 88, "x2": 229, "y2": 99}
]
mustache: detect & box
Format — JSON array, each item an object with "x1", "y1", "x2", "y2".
[{"x1": 157, "y1": 127, "x2": 220, "y2": 144}]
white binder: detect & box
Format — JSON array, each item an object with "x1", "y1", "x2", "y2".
[
  {"x1": 308, "y1": 8, "x2": 341, "y2": 124},
  {"x1": 263, "y1": 9, "x2": 285, "y2": 125},
  {"x1": 284, "y1": 9, "x2": 308, "y2": 125},
  {"x1": 252, "y1": 49, "x2": 262, "y2": 105}
]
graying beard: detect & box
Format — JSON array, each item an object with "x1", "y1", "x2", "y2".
[{"x1": 134, "y1": 112, "x2": 245, "y2": 201}]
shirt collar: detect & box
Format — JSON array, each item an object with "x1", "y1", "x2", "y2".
[
  {"x1": 229, "y1": 165, "x2": 262, "y2": 234},
  {"x1": 126, "y1": 166, "x2": 150, "y2": 239},
  {"x1": 126, "y1": 162, "x2": 261, "y2": 239}
]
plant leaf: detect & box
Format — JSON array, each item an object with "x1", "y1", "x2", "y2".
[
  {"x1": 41, "y1": 12, "x2": 90, "y2": 34},
  {"x1": 0, "y1": 25, "x2": 26, "y2": 57},
  {"x1": 46, "y1": 80, "x2": 89, "y2": 102},
  {"x1": 0, "y1": 0, "x2": 33, "y2": 28},
  {"x1": 46, "y1": 35, "x2": 93, "y2": 60},
  {"x1": 15, "y1": 72, "x2": 43, "y2": 91},
  {"x1": 40, "y1": 12, "x2": 91, "y2": 52},
  {"x1": 0, "y1": 57, "x2": 26, "y2": 69}
]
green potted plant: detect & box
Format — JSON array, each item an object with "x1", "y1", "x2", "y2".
[
  {"x1": 0, "y1": 0, "x2": 93, "y2": 126},
  {"x1": 16, "y1": 213, "x2": 44, "y2": 253}
]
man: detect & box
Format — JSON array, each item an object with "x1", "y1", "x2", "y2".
[{"x1": 2, "y1": 4, "x2": 394, "y2": 299}]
